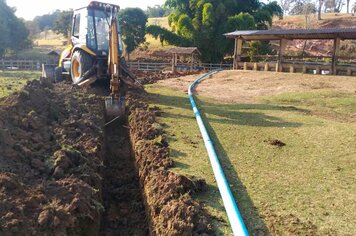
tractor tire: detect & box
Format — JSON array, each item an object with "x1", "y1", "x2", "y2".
[
  {"x1": 70, "y1": 50, "x2": 93, "y2": 84},
  {"x1": 54, "y1": 66, "x2": 63, "y2": 83}
]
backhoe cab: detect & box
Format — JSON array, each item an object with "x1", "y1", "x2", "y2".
[{"x1": 55, "y1": 1, "x2": 141, "y2": 118}]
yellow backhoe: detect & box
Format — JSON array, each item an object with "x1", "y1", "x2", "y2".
[{"x1": 50, "y1": 1, "x2": 142, "y2": 117}]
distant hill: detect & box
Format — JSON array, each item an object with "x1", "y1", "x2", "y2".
[
  {"x1": 273, "y1": 13, "x2": 356, "y2": 29},
  {"x1": 272, "y1": 13, "x2": 356, "y2": 58}
]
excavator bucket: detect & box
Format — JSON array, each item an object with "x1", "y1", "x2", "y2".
[
  {"x1": 41, "y1": 64, "x2": 56, "y2": 82},
  {"x1": 104, "y1": 96, "x2": 125, "y2": 121}
]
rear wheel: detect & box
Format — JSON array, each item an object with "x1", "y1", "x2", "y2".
[{"x1": 70, "y1": 50, "x2": 93, "y2": 84}]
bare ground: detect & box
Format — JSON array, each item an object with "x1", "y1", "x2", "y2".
[
  {"x1": 158, "y1": 70, "x2": 356, "y2": 103},
  {"x1": 0, "y1": 78, "x2": 212, "y2": 235}
]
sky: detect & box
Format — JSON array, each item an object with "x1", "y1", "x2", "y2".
[
  {"x1": 7, "y1": 0, "x2": 356, "y2": 21},
  {"x1": 7, "y1": 0, "x2": 166, "y2": 20}
]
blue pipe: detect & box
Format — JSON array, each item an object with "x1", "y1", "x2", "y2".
[{"x1": 188, "y1": 70, "x2": 249, "y2": 236}]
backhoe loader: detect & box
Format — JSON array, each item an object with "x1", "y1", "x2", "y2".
[{"x1": 53, "y1": 1, "x2": 141, "y2": 117}]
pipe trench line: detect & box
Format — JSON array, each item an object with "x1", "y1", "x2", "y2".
[{"x1": 188, "y1": 70, "x2": 249, "y2": 236}]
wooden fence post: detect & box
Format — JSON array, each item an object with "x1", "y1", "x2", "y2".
[
  {"x1": 243, "y1": 62, "x2": 248, "y2": 70},
  {"x1": 347, "y1": 68, "x2": 352, "y2": 76},
  {"x1": 315, "y1": 66, "x2": 321, "y2": 75},
  {"x1": 264, "y1": 63, "x2": 269, "y2": 71},
  {"x1": 302, "y1": 65, "x2": 307, "y2": 73}
]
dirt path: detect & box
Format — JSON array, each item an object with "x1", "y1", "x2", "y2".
[
  {"x1": 158, "y1": 70, "x2": 356, "y2": 103},
  {"x1": 100, "y1": 120, "x2": 149, "y2": 235}
]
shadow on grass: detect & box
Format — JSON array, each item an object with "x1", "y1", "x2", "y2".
[
  {"x1": 148, "y1": 93, "x2": 303, "y2": 128},
  {"x1": 198, "y1": 103, "x2": 270, "y2": 235},
  {"x1": 146, "y1": 91, "x2": 305, "y2": 234}
]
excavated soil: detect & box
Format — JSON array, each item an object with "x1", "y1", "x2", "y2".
[
  {"x1": 100, "y1": 121, "x2": 149, "y2": 235},
  {"x1": 134, "y1": 70, "x2": 200, "y2": 84},
  {"x1": 126, "y1": 91, "x2": 212, "y2": 235},
  {"x1": 0, "y1": 77, "x2": 212, "y2": 235},
  {"x1": 0, "y1": 79, "x2": 104, "y2": 235}
]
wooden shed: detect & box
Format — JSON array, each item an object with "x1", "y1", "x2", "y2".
[
  {"x1": 167, "y1": 47, "x2": 201, "y2": 71},
  {"x1": 225, "y1": 28, "x2": 356, "y2": 75}
]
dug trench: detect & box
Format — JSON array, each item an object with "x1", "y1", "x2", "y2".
[
  {"x1": 0, "y1": 77, "x2": 211, "y2": 235},
  {"x1": 100, "y1": 119, "x2": 149, "y2": 235}
]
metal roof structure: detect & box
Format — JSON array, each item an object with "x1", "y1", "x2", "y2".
[
  {"x1": 167, "y1": 47, "x2": 201, "y2": 55},
  {"x1": 224, "y1": 28, "x2": 356, "y2": 40}
]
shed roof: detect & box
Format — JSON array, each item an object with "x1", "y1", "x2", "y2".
[
  {"x1": 224, "y1": 28, "x2": 356, "y2": 40},
  {"x1": 167, "y1": 47, "x2": 201, "y2": 55},
  {"x1": 47, "y1": 50, "x2": 61, "y2": 56}
]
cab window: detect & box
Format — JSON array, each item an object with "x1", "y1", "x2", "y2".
[{"x1": 73, "y1": 14, "x2": 81, "y2": 38}]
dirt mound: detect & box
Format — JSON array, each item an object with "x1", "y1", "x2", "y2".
[
  {"x1": 1, "y1": 76, "x2": 213, "y2": 235},
  {"x1": 134, "y1": 70, "x2": 200, "y2": 84},
  {"x1": 0, "y1": 79, "x2": 104, "y2": 235},
  {"x1": 127, "y1": 91, "x2": 212, "y2": 235}
]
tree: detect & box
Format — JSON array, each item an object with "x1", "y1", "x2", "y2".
[
  {"x1": 33, "y1": 10, "x2": 61, "y2": 31},
  {"x1": 318, "y1": 0, "x2": 324, "y2": 20},
  {"x1": 346, "y1": 0, "x2": 350, "y2": 13},
  {"x1": 145, "y1": 5, "x2": 171, "y2": 17},
  {"x1": 119, "y1": 8, "x2": 148, "y2": 61},
  {"x1": 147, "y1": 0, "x2": 282, "y2": 62},
  {"x1": 353, "y1": 2, "x2": 356, "y2": 13},
  {"x1": 324, "y1": 0, "x2": 345, "y2": 12},
  {"x1": 279, "y1": 0, "x2": 295, "y2": 16},
  {"x1": 290, "y1": 1, "x2": 316, "y2": 15},
  {"x1": 0, "y1": 0, "x2": 30, "y2": 56},
  {"x1": 53, "y1": 10, "x2": 73, "y2": 37}
]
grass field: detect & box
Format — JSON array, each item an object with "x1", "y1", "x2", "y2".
[
  {"x1": 145, "y1": 73, "x2": 356, "y2": 235},
  {"x1": 0, "y1": 71, "x2": 40, "y2": 98}
]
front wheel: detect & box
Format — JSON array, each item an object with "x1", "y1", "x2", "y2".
[{"x1": 70, "y1": 50, "x2": 93, "y2": 84}]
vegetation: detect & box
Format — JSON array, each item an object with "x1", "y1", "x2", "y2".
[
  {"x1": 290, "y1": 1, "x2": 317, "y2": 16},
  {"x1": 145, "y1": 78, "x2": 356, "y2": 235},
  {"x1": 25, "y1": 10, "x2": 64, "y2": 37},
  {"x1": 0, "y1": 0, "x2": 31, "y2": 57},
  {"x1": 145, "y1": 5, "x2": 171, "y2": 17},
  {"x1": 119, "y1": 8, "x2": 148, "y2": 60},
  {"x1": 0, "y1": 71, "x2": 39, "y2": 98},
  {"x1": 146, "y1": 0, "x2": 282, "y2": 62},
  {"x1": 53, "y1": 10, "x2": 73, "y2": 37}
]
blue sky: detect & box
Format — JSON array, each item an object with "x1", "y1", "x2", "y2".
[{"x1": 7, "y1": 0, "x2": 166, "y2": 20}]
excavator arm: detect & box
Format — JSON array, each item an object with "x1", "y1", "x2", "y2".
[{"x1": 105, "y1": 8, "x2": 142, "y2": 119}]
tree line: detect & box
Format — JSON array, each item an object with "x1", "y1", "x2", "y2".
[
  {"x1": 1, "y1": 0, "x2": 354, "y2": 61},
  {"x1": 0, "y1": 0, "x2": 30, "y2": 57},
  {"x1": 147, "y1": 0, "x2": 283, "y2": 62},
  {"x1": 280, "y1": 0, "x2": 355, "y2": 19}
]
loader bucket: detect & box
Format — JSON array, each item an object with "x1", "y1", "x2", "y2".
[
  {"x1": 105, "y1": 96, "x2": 125, "y2": 122},
  {"x1": 41, "y1": 64, "x2": 55, "y2": 82}
]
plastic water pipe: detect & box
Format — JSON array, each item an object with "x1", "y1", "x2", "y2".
[{"x1": 188, "y1": 70, "x2": 249, "y2": 236}]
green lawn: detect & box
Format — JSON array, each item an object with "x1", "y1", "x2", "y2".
[
  {"x1": 145, "y1": 84, "x2": 356, "y2": 235},
  {"x1": 0, "y1": 71, "x2": 40, "y2": 98}
]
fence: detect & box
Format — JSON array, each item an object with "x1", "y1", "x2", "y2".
[
  {"x1": 127, "y1": 61, "x2": 171, "y2": 71},
  {"x1": 0, "y1": 59, "x2": 56, "y2": 71},
  {"x1": 0, "y1": 59, "x2": 233, "y2": 73},
  {"x1": 236, "y1": 61, "x2": 356, "y2": 76},
  {"x1": 127, "y1": 61, "x2": 233, "y2": 72}
]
